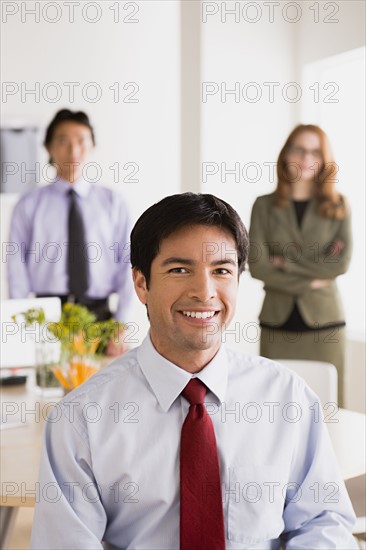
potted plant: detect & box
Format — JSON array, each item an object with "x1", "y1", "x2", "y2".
[{"x1": 12, "y1": 303, "x2": 127, "y2": 394}]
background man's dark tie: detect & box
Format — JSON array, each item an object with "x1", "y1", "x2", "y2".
[
  {"x1": 180, "y1": 378, "x2": 226, "y2": 550},
  {"x1": 67, "y1": 188, "x2": 89, "y2": 300}
]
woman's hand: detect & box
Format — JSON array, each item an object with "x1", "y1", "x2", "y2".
[
  {"x1": 328, "y1": 239, "x2": 345, "y2": 257},
  {"x1": 310, "y1": 279, "x2": 332, "y2": 289},
  {"x1": 270, "y1": 256, "x2": 286, "y2": 269}
]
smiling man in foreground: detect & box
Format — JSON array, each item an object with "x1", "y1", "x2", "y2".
[{"x1": 31, "y1": 193, "x2": 357, "y2": 549}]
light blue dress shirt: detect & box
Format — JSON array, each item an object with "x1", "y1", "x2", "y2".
[
  {"x1": 7, "y1": 177, "x2": 133, "y2": 321},
  {"x1": 30, "y1": 334, "x2": 357, "y2": 549}
]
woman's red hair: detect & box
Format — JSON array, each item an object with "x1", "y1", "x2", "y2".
[{"x1": 275, "y1": 124, "x2": 347, "y2": 219}]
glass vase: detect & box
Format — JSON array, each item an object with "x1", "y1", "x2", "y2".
[{"x1": 35, "y1": 335, "x2": 63, "y2": 397}]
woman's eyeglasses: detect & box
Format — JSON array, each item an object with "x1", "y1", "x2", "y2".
[{"x1": 288, "y1": 146, "x2": 322, "y2": 159}]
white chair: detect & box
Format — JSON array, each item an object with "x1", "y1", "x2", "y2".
[
  {"x1": 276, "y1": 359, "x2": 338, "y2": 407},
  {"x1": 277, "y1": 359, "x2": 366, "y2": 539}
]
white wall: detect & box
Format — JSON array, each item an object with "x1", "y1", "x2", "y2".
[
  {"x1": 295, "y1": 2, "x2": 366, "y2": 411},
  {"x1": 1, "y1": 1, "x2": 180, "y2": 341},
  {"x1": 301, "y1": 47, "x2": 365, "y2": 337},
  {"x1": 296, "y1": 0, "x2": 365, "y2": 66},
  {"x1": 200, "y1": 1, "x2": 365, "y2": 360},
  {"x1": 201, "y1": 5, "x2": 298, "y2": 354}
]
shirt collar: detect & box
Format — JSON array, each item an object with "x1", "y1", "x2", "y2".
[
  {"x1": 137, "y1": 332, "x2": 228, "y2": 412},
  {"x1": 52, "y1": 176, "x2": 92, "y2": 198}
]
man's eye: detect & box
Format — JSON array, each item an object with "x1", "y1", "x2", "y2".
[
  {"x1": 214, "y1": 268, "x2": 230, "y2": 275},
  {"x1": 169, "y1": 267, "x2": 188, "y2": 273}
]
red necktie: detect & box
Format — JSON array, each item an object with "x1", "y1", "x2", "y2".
[{"x1": 180, "y1": 378, "x2": 225, "y2": 550}]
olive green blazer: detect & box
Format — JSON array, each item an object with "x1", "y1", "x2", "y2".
[{"x1": 248, "y1": 193, "x2": 352, "y2": 327}]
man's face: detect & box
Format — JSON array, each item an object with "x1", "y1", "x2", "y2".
[
  {"x1": 47, "y1": 121, "x2": 94, "y2": 183},
  {"x1": 133, "y1": 224, "x2": 239, "y2": 367}
]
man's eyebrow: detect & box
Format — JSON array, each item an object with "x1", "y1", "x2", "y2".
[
  {"x1": 160, "y1": 257, "x2": 237, "y2": 267},
  {"x1": 160, "y1": 257, "x2": 195, "y2": 266},
  {"x1": 211, "y1": 258, "x2": 237, "y2": 267}
]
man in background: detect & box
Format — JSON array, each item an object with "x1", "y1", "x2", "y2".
[{"x1": 7, "y1": 109, "x2": 132, "y2": 323}]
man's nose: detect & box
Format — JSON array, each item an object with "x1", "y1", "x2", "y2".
[
  {"x1": 68, "y1": 142, "x2": 80, "y2": 157},
  {"x1": 187, "y1": 271, "x2": 217, "y2": 302}
]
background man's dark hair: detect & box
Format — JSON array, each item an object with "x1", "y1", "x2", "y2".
[
  {"x1": 44, "y1": 109, "x2": 95, "y2": 163},
  {"x1": 130, "y1": 192, "x2": 249, "y2": 287}
]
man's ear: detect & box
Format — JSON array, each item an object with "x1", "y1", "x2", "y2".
[
  {"x1": 45, "y1": 145, "x2": 53, "y2": 164},
  {"x1": 133, "y1": 268, "x2": 148, "y2": 305}
]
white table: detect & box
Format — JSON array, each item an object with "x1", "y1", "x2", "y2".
[{"x1": 326, "y1": 407, "x2": 366, "y2": 480}]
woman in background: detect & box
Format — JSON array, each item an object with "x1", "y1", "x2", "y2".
[{"x1": 248, "y1": 124, "x2": 352, "y2": 406}]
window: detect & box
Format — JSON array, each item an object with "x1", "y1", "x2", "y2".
[{"x1": 301, "y1": 47, "x2": 366, "y2": 337}]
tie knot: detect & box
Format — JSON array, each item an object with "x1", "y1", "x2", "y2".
[{"x1": 182, "y1": 379, "x2": 207, "y2": 405}]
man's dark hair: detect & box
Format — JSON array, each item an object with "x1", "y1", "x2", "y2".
[
  {"x1": 130, "y1": 192, "x2": 249, "y2": 287},
  {"x1": 44, "y1": 109, "x2": 95, "y2": 163}
]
